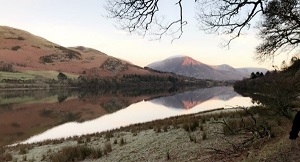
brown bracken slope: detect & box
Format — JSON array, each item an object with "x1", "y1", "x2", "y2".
[{"x1": 0, "y1": 26, "x2": 159, "y2": 78}]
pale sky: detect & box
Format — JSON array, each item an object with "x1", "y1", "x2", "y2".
[{"x1": 0, "y1": 0, "x2": 290, "y2": 69}]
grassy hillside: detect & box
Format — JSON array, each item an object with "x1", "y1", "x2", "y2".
[{"x1": 0, "y1": 26, "x2": 159, "y2": 79}]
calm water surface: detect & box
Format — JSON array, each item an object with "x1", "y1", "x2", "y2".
[
  {"x1": 23, "y1": 86, "x2": 253, "y2": 144},
  {"x1": 0, "y1": 86, "x2": 253, "y2": 145}
]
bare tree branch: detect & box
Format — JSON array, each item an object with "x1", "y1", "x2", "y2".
[
  {"x1": 106, "y1": 0, "x2": 300, "y2": 61},
  {"x1": 255, "y1": 0, "x2": 300, "y2": 62},
  {"x1": 196, "y1": 0, "x2": 266, "y2": 43},
  {"x1": 105, "y1": 0, "x2": 187, "y2": 41}
]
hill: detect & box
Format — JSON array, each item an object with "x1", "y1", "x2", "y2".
[
  {"x1": 147, "y1": 56, "x2": 268, "y2": 81},
  {"x1": 0, "y1": 26, "x2": 156, "y2": 79}
]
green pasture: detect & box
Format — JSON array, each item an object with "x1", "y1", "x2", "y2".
[
  {"x1": 24, "y1": 70, "x2": 79, "y2": 80},
  {"x1": 0, "y1": 71, "x2": 36, "y2": 81},
  {"x1": 0, "y1": 70, "x2": 79, "y2": 82}
]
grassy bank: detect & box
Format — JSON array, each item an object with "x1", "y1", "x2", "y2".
[{"x1": 1, "y1": 106, "x2": 296, "y2": 162}]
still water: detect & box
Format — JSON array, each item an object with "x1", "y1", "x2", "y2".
[{"x1": 0, "y1": 86, "x2": 253, "y2": 146}]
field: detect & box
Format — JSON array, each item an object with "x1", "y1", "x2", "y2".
[
  {"x1": 0, "y1": 70, "x2": 79, "y2": 82},
  {"x1": 0, "y1": 71, "x2": 36, "y2": 81},
  {"x1": 24, "y1": 70, "x2": 79, "y2": 80}
]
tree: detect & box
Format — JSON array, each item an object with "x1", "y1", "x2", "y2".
[
  {"x1": 105, "y1": 0, "x2": 184, "y2": 41},
  {"x1": 259, "y1": 72, "x2": 264, "y2": 77},
  {"x1": 57, "y1": 72, "x2": 68, "y2": 81},
  {"x1": 256, "y1": 0, "x2": 300, "y2": 61},
  {"x1": 105, "y1": 0, "x2": 300, "y2": 60},
  {"x1": 250, "y1": 72, "x2": 257, "y2": 79}
]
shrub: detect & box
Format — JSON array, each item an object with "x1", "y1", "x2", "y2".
[
  {"x1": 182, "y1": 123, "x2": 190, "y2": 132},
  {"x1": 50, "y1": 145, "x2": 102, "y2": 162},
  {"x1": 40, "y1": 56, "x2": 53, "y2": 63},
  {"x1": 182, "y1": 121, "x2": 198, "y2": 132},
  {"x1": 57, "y1": 72, "x2": 67, "y2": 80},
  {"x1": 103, "y1": 142, "x2": 112, "y2": 154},
  {"x1": 11, "y1": 46, "x2": 21, "y2": 51},
  {"x1": 105, "y1": 131, "x2": 113, "y2": 139},
  {"x1": 199, "y1": 125, "x2": 204, "y2": 131},
  {"x1": 77, "y1": 138, "x2": 84, "y2": 144},
  {"x1": 166, "y1": 151, "x2": 170, "y2": 160},
  {"x1": 11, "y1": 122, "x2": 20, "y2": 128},
  {"x1": 22, "y1": 155, "x2": 27, "y2": 161},
  {"x1": 163, "y1": 125, "x2": 169, "y2": 132},
  {"x1": 0, "y1": 63, "x2": 14, "y2": 72},
  {"x1": 57, "y1": 95, "x2": 67, "y2": 102},
  {"x1": 202, "y1": 130, "x2": 207, "y2": 140},
  {"x1": 40, "y1": 109, "x2": 53, "y2": 117},
  {"x1": 31, "y1": 45, "x2": 40, "y2": 49},
  {"x1": 222, "y1": 118, "x2": 242, "y2": 136},
  {"x1": 113, "y1": 139, "x2": 117, "y2": 144},
  {"x1": 119, "y1": 137, "x2": 125, "y2": 146},
  {"x1": 17, "y1": 36, "x2": 25, "y2": 40},
  {"x1": 0, "y1": 152, "x2": 13, "y2": 161},
  {"x1": 189, "y1": 133, "x2": 197, "y2": 143},
  {"x1": 19, "y1": 146, "x2": 28, "y2": 154},
  {"x1": 190, "y1": 121, "x2": 199, "y2": 131},
  {"x1": 155, "y1": 126, "x2": 161, "y2": 133}
]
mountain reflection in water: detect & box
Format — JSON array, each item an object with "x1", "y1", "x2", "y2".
[
  {"x1": 18, "y1": 86, "x2": 253, "y2": 144},
  {"x1": 150, "y1": 86, "x2": 239, "y2": 109}
]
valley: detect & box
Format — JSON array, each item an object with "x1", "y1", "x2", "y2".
[
  {"x1": 1, "y1": 26, "x2": 298, "y2": 162},
  {"x1": 0, "y1": 26, "x2": 267, "y2": 91}
]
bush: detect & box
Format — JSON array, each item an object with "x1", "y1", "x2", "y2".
[
  {"x1": 57, "y1": 95, "x2": 67, "y2": 102},
  {"x1": 11, "y1": 122, "x2": 20, "y2": 128},
  {"x1": 0, "y1": 63, "x2": 14, "y2": 72},
  {"x1": 182, "y1": 123, "x2": 190, "y2": 132},
  {"x1": 0, "y1": 152, "x2": 13, "y2": 161},
  {"x1": 17, "y1": 36, "x2": 25, "y2": 40},
  {"x1": 50, "y1": 145, "x2": 102, "y2": 162},
  {"x1": 202, "y1": 130, "x2": 207, "y2": 140},
  {"x1": 19, "y1": 146, "x2": 28, "y2": 154},
  {"x1": 11, "y1": 46, "x2": 21, "y2": 51},
  {"x1": 40, "y1": 56, "x2": 53, "y2": 63},
  {"x1": 57, "y1": 72, "x2": 67, "y2": 81},
  {"x1": 119, "y1": 137, "x2": 126, "y2": 146},
  {"x1": 103, "y1": 142, "x2": 112, "y2": 154}
]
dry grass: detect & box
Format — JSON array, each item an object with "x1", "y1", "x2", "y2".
[
  {"x1": 0, "y1": 149, "x2": 13, "y2": 162},
  {"x1": 3, "y1": 106, "x2": 295, "y2": 162},
  {"x1": 50, "y1": 145, "x2": 103, "y2": 162}
]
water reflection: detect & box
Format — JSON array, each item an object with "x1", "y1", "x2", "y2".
[
  {"x1": 151, "y1": 86, "x2": 239, "y2": 109},
  {"x1": 17, "y1": 86, "x2": 253, "y2": 144},
  {"x1": 0, "y1": 89, "x2": 157, "y2": 146}
]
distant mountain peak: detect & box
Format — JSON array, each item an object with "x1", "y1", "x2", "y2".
[
  {"x1": 165, "y1": 55, "x2": 202, "y2": 66},
  {"x1": 166, "y1": 54, "x2": 186, "y2": 59},
  {"x1": 147, "y1": 55, "x2": 268, "y2": 81},
  {"x1": 181, "y1": 56, "x2": 202, "y2": 66}
]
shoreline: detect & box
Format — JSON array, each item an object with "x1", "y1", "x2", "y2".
[
  {"x1": 3, "y1": 108, "x2": 234, "y2": 161},
  {"x1": 2, "y1": 106, "x2": 294, "y2": 162},
  {"x1": 14, "y1": 107, "x2": 226, "y2": 147}
]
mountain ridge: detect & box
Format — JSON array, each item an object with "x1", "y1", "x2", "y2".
[
  {"x1": 147, "y1": 56, "x2": 268, "y2": 81},
  {"x1": 0, "y1": 26, "x2": 267, "y2": 81}
]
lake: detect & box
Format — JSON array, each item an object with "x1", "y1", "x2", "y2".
[{"x1": 0, "y1": 86, "x2": 253, "y2": 146}]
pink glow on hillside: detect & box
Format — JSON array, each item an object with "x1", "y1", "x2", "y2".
[{"x1": 181, "y1": 56, "x2": 202, "y2": 66}]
